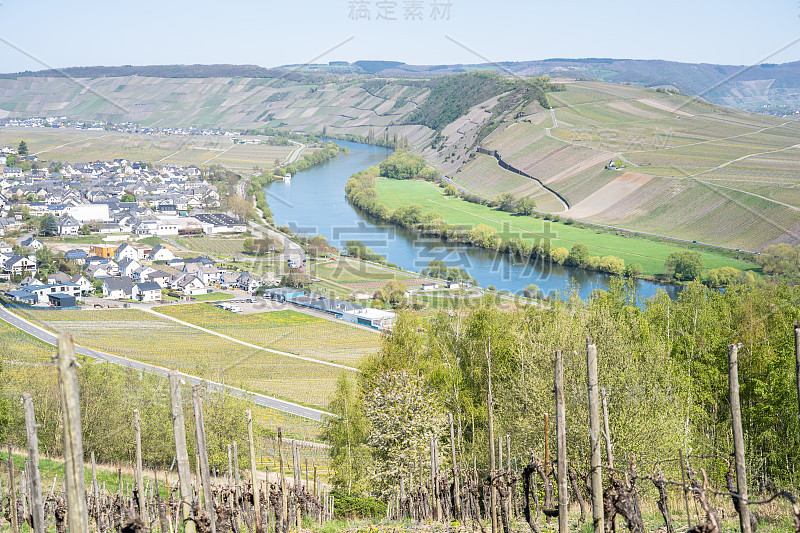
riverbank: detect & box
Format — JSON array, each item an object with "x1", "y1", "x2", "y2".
[{"x1": 346, "y1": 173, "x2": 759, "y2": 282}]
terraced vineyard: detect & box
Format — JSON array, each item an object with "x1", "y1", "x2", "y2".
[
  {"x1": 174, "y1": 236, "x2": 248, "y2": 255},
  {"x1": 453, "y1": 152, "x2": 566, "y2": 212},
  {"x1": 314, "y1": 259, "x2": 421, "y2": 285},
  {"x1": 462, "y1": 80, "x2": 800, "y2": 249},
  {"x1": 12, "y1": 308, "x2": 355, "y2": 409},
  {"x1": 153, "y1": 304, "x2": 379, "y2": 367}
]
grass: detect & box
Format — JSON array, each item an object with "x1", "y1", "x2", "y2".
[
  {"x1": 191, "y1": 291, "x2": 234, "y2": 301},
  {"x1": 153, "y1": 304, "x2": 379, "y2": 367},
  {"x1": 11, "y1": 308, "x2": 355, "y2": 409},
  {"x1": 374, "y1": 178, "x2": 759, "y2": 279}
]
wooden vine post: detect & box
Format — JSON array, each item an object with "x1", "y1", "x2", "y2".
[
  {"x1": 56, "y1": 333, "x2": 89, "y2": 533},
  {"x1": 487, "y1": 386, "x2": 498, "y2": 533},
  {"x1": 278, "y1": 429, "x2": 288, "y2": 527},
  {"x1": 544, "y1": 413, "x2": 550, "y2": 476},
  {"x1": 134, "y1": 409, "x2": 147, "y2": 524},
  {"x1": 794, "y1": 322, "x2": 800, "y2": 441},
  {"x1": 586, "y1": 336, "x2": 604, "y2": 532},
  {"x1": 192, "y1": 385, "x2": 216, "y2": 533},
  {"x1": 168, "y1": 370, "x2": 196, "y2": 533},
  {"x1": 450, "y1": 413, "x2": 462, "y2": 520},
  {"x1": 555, "y1": 349, "x2": 569, "y2": 533},
  {"x1": 600, "y1": 389, "x2": 614, "y2": 468},
  {"x1": 246, "y1": 410, "x2": 262, "y2": 533},
  {"x1": 23, "y1": 393, "x2": 44, "y2": 533},
  {"x1": 91, "y1": 452, "x2": 99, "y2": 523},
  {"x1": 8, "y1": 446, "x2": 18, "y2": 533},
  {"x1": 728, "y1": 343, "x2": 752, "y2": 533}
]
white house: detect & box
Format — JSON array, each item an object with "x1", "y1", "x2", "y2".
[
  {"x1": 341, "y1": 307, "x2": 396, "y2": 331},
  {"x1": 102, "y1": 277, "x2": 134, "y2": 300},
  {"x1": 71, "y1": 274, "x2": 94, "y2": 295},
  {"x1": 2, "y1": 254, "x2": 36, "y2": 275},
  {"x1": 118, "y1": 257, "x2": 141, "y2": 278},
  {"x1": 144, "y1": 270, "x2": 172, "y2": 288},
  {"x1": 132, "y1": 281, "x2": 162, "y2": 303},
  {"x1": 173, "y1": 273, "x2": 207, "y2": 295},
  {"x1": 19, "y1": 237, "x2": 44, "y2": 250},
  {"x1": 114, "y1": 243, "x2": 139, "y2": 262},
  {"x1": 7, "y1": 283, "x2": 80, "y2": 305},
  {"x1": 0, "y1": 241, "x2": 11, "y2": 254},
  {"x1": 148, "y1": 244, "x2": 174, "y2": 261},
  {"x1": 59, "y1": 216, "x2": 81, "y2": 236}
]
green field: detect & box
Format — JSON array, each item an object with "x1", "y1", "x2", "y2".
[
  {"x1": 12, "y1": 308, "x2": 357, "y2": 409},
  {"x1": 154, "y1": 304, "x2": 379, "y2": 367},
  {"x1": 374, "y1": 178, "x2": 759, "y2": 279}
]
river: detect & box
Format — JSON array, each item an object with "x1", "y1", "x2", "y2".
[{"x1": 265, "y1": 140, "x2": 679, "y2": 301}]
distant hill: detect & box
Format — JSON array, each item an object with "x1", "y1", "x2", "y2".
[
  {"x1": 307, "y1": 58, "x2": 800, "y2": 115},
  {"x1": 4, "y1": 59, "x2": 800, "y2": 113}
]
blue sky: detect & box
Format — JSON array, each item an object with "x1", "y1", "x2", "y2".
[{"x1": 0, "y1": 0, "x2": 798, "y2": 72}]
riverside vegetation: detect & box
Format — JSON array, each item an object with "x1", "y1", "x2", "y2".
[{"x1": 345, "y1": 151, "x2": 759, "y2": 285}]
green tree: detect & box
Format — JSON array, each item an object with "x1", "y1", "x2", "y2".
[
  {"x1": 361, "y1": 370, "x2": 446, "y2": 498},
  {"x1": 17, "y1": 140, "x2": 28, "y2": 156},
  {"x1": 625, "y1": 263, "x2": 642, "y2": 279},
  {"x1": 514, "y1": 197, "x2": 537, "y2": 215},
  {"x1": 243, "y1": 237, "x2": 254, "y2": 254},
  {"x1": 567, "y1": 243, "x2": 590, "y2": 268},
  {"x1": 421, "y1": 259, "x2": 448, "y2": 279},
  {"x1": 39, "y1": 214, "x2": 59, "y2": 237},
  {"x1": 321, "y1": 374, "x2": 371, "y2": 495},
  {"x1": 34, "y1": 246, "x2": 53, "y2": 269},
  {"x1": 469, "y1": 223, "x2": 498, "y2": 249},
  {"x1": 664, "y1": 250, "x2": 704, "y2": 281},
  {"x1": 551, "y1": 247, "x2": 569, "y2": 264},
  {"x1": 121, "y1": 193, "x2": 136, "y2": 203},
  {"x1": 497, "y1": 193, "x2": 516, "y2": 212},
  {"x1": 706, "y1": 266, "x2": 754, "y2": 287},
  {"x1": 376, "y1": 280, "x2": 407, "y2": 306},
  {"x1": 598, "y1": 255, "x2": 625, "y2": 275}
]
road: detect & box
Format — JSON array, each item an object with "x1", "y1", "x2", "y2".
[
  {"x1": 284, "y1": 141, "x2": 306, "y2": 166},
  {"x1": 0, "y1": 306, "x2": 329, "y2": 422}
]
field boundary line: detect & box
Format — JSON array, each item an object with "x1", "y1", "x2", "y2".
[{"x1": 145, "y1": 307, "x2": 361, "y2": 372}]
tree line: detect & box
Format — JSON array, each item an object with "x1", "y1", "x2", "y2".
[{"x1": 322, "y1": 280, "x2": 800, "y2": 501}]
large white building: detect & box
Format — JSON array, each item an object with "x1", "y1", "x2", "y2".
[{"x1": 66, "y1": 204, "x2": 110, "y2": 222}]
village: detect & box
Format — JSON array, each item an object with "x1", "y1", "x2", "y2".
[{"x1": 0, "y1": 146, "x2": 398, "y2": 330}]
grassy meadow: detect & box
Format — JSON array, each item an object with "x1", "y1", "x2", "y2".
[{"x1": 375, "y1": 178, "x2": 759, "y2": 279}]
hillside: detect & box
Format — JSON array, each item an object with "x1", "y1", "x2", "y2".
[
  {"x1": 427, "y1": 80, "x2": 800, "y2": 250},
  {"x1": 1, "y1": 69, "x2": 799, "y2": 250}
]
